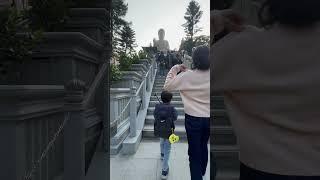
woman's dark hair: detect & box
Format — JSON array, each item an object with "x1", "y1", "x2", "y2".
[
  {"x1": 258, "y1": 0, "x2": 320, "y2": 28},
  {"x1": 192, "y1": 45, "x2": 209, "y2": 71},
  {"x1": 161, "y1": 91, "x2": 173, "y2": 103}
]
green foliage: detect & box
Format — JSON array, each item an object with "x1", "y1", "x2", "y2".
[
  {"x1": 28, "y1": 0, "x2": 73, "y2": 31},
  {"x1": 179, "y1": 35, "x2": 209, "y2": 55},
  {"x1": 194, "y1": 35, "x2": 210, "y2": 46},
  {"x1": 179, "y1": 37, "x2": 193, "y2": 55},
  {"x1": 111, "y1": 64, "x2": 122, "y2": 82},
  {"x1": 130, "y1": 53, "x2": 140, "y2": 64},
  {"x1": 0, "y1": 7, "x2": 42, "y2": 62},
  {"x1": 119, "y1": 22, "x2": 136, "y2": 54},
  {"x1": 118, "y1": 52, "x2": 132, "y2": 71},
  {"x1": 112, "y1": 0, "x2": 128, "y2": 54},
  {"x1": 182, "y1": 0, "x2": 203, "y2": 39},
  {"x1": 138, "y1": 50, "x2": 147, "y2": 59}
]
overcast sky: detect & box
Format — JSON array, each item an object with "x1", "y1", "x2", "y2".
[{"x1": 124, "y1": 0, "x2": 210, "y2": 51}]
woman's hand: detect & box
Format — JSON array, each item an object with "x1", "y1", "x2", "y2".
[
  {"x1": 211, "y1": 9, "x2": 245, "y2": 35},
  {"x1": 179, "y1": 64, "x2": 188, "y2": 72}
]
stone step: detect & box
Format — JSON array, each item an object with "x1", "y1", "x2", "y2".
[
  {"x1": 145, "y1": 115, "x2": 237, "y2": 145},
  {"x1": 153, "y1": 84, "x2": 163, "y2": 91},
  {"x1": 149, "y1": 100, "x2": 183, "y2": 107},
  {"x1": 212, "y1": 109, "x2": 231, "y2": 126},
  {"x1": 142, "y1": 124, "x2": 187, "y2": 140},
  {"x1": 215, "y1": 170, "x2": 239, "y2": 180},
  {"x1": 211, "y1": 126, "x2": 237, "y2": 145},
  {"x1": 145, "y1": 114, "x2": 185, "y2": 126},
  {"x1": 150, "y1": 96, "x2": 182, "y2": 101},
  {"x1": 154, "y1": 78, "x2": 166, "y2": 81},
  {"x1": 147, "y1": 107, "x2": 185, "y2": 116},
  {"x1": 152, "y1": 91, "x2": 180, "y2": 96},
  {"x1": 153, "y1": 81, "x2": 165, "y2": 84},
  {"x1": 154, "y1": 81, "x2": 165, "y2": 84},
  {"x1": 211, "y1": 145, "x2": 240, "y2": 172},
  {"x1": 212, "y1": 96, "x2": 226, "y2": 109}
]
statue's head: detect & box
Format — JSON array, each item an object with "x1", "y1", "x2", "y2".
[{"x1": 158, "y1": 29, "x2": 165, "y2": 40}]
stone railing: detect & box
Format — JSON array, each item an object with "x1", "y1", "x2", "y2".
[
  {"x1": 110, "y1": 59, "x2": 156, "y2": 154},
  {"x1": 0, "y1": 5, "x2": 111, "y2": 180}
]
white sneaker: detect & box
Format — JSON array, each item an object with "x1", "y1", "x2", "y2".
[{"x1": 202, "y1": 175, "x2": 206, "y2": 180}]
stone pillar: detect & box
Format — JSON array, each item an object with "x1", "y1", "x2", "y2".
[
  {"x1": 64, "y1": 79, "x2": 86, "y2": 180},
  {"x1": 109, "y1": 92, "x2": 118, "y2": 137},
  {"x1": 142, "y1": 78, "x2": 146, "y2": 109},
  {"x1": 129, "y1": 87, "x2": 137, "y2": 137}
]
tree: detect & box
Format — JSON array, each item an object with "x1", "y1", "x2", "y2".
[
  {"x1": 193, "y1": 35, "x2": 210, "y2": 46},
  {"x1": 179, "y1": 35, "x2": 209, "y2": 54},
  {"x1": 182, "y1": 0, "x2": 203, "y2": 42},
  {"x1": 118, "y1": 22, "x2": 136, "y2": 54},
  {"x1": 179, "y1": 37, "x2": 193, "y2": 55},
  {"x1": 111, "y1": 0, "x2": 128, "y2": 54}
]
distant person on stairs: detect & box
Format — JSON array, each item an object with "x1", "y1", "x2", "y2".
[
  {"x1": 157, "y1": 51, "x2": 166, "y2": 77},
  {"x1": 153, "y1": 91, "x2": 178, "y2": 180},
  {"x1": 163, "y1": 45, "x2": 210, "y2": 180}
]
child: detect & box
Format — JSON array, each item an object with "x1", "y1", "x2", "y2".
[{"x1": 153, "y1": 91, "x2": 177, "y2": 179}]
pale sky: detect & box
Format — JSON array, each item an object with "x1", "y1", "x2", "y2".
[{"x1": 124, "y1": 0, "x2": 210, "y2": 51}]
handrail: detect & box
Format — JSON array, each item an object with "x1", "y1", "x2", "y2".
[
  {"x1": 135, "y1": 64, "x2": 152, "y2": 96},
  {"x1": 83, "y1": 62, "x2": 108, "y2": 107},
  {"x1": 111, "y1": 59, "x2": 156, "y2": 132},
  {"x1": 24, "y1": 112, "x2": 71, "y2": 180},
  {"x1": 115, "y1": 97, "x2": 132, "y2": 122}
]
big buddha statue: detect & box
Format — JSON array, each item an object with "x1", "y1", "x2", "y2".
[{"x1": 153, "y1": 28, "x2": 170, "y2": 53}]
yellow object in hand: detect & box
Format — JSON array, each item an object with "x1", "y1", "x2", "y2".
[{"x1": 169, "y1": 133, "x2": 180, "y2": 144}]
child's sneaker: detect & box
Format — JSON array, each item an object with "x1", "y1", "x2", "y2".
[
  {"x1": 161, "y1": 168, "x2": 169, "y2": 179},
  {"x1": 160, "y1": 153, "x2": 164, "y2": 160}
]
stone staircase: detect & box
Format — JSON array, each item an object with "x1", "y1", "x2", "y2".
[
  {"x1": 142, "y1": 76, "x2": 187, "y2": 139},
  {"x1": 211, "y1": 94, "x2": 240, "y2": 180}
]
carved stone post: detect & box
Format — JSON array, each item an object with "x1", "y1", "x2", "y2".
[
  {"x1": 129, "y1": 87, "x2": 137, "y2": 137},
  {"x1": 142, "y1": 78, "x2": 146, "y2": 109},
  {"x1": 64, "y1": 79, "x2": 86, "y2": 180},
  {"x1": 109, "y1": 91, "x2": 118, "y2": 137}
]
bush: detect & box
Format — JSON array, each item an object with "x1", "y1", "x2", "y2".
[
  {"x1": 28, "y1": 0, "x2": 73, "y2": 31},
  {"x1": 110, "y1": 64, "x2": 122, "y2": 82},
  {"x1": 130, "y1": 53, "x2": 140, "y2": 64},
  {"x1": 118, "y1": 52, "x2": 132, "y2": 71},
  {"x1": 138, "y1": 50, "x2": 147, "y2": 59},
  {"x1": 0, "y1": 8, "x2": 42, "y2": 62},
  {"x1": 0, "y1": 7, "x2": 42, "y2": 82}
]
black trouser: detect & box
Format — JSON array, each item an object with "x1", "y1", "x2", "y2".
[
  {"x1": 240, "y1": 163, "x2": 320, "y2": 180},
  {"x1": 185, "y1": 114, "x2": 210, "y2": 180}
]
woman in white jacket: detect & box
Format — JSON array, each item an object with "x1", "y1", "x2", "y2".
[{"x1": 164, "y1": 45, "x2": 210, "y2": 180}]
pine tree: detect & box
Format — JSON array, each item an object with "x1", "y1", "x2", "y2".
[
  {"x1": 183, "y1": 1, "x2": 203, "y2": 40},
  {"x1": 112, "y1": 0, "x2": 128, "y2": 54},
  {"x1": 119, "y1": 22, "x2": 136, "y2": 54},
  {"x1": 182, "y1": 0, "x2": 203, "y2": 54}
]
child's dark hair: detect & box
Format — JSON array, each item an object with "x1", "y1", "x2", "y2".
[{"x1": 161, "y1": 91, "x2": 173, "y2": 103}]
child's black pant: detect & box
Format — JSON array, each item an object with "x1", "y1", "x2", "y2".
[{"x1": 185, "y1": 114, "x2": 210, "y2": 180}]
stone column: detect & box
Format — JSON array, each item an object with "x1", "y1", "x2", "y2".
[
  {"x1": 129, "y1": 87, "x2": 137, "y2": 137},
  {"x1": 64, "y1": 79, "x2": 86, "y2": 180},
  {"x1": 109, "y1": 91, "x2": 118, "y2": 137},
  {"x1": 142, "y1": 78, "x2": 146, "y2": 109}
]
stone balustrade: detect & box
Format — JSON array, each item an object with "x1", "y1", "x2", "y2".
[{"x1": 110, "y1": 59, "x2": 157, "y2": 154}]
